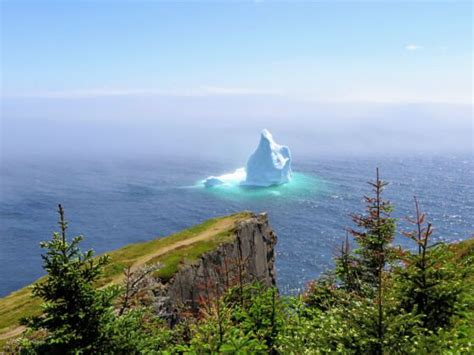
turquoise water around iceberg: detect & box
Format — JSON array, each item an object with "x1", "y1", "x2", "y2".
[{"x1": 197, "y1": 172, "x2": 329, "y2": 201}]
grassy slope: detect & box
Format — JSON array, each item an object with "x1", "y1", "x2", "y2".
[{"x1": 0, "y1": 212, "x2": 251, "y2": 343}]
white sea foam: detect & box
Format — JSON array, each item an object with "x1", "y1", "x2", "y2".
[{"x1": 203, "y1": 167, "x2": 246, "y2": 187}]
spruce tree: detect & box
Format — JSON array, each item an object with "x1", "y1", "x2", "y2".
[
  {"x1": 22, "y1": 204, "x2": 117, "y2": 353},
  {"x1": 349, "y1": 168, "x2": 397, "y2": 289},
  {"x1": 348, "y1": 168, "x2": 397, "y2": 353},
  {"x1": 396, "y1": 197, "x2": 463, "y2": 331},
  {"x1": 335, "y1": 234, "x2": 362, "y2": 294}
]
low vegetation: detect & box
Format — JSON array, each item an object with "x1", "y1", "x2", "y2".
[
  {"x1": 0, "y1": 211, "x2": 250, "y2": 345},
  {"x1": 1, "y1": 173, "x2": 473, "y2": 353}
]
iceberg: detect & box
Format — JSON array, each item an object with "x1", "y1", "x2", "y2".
[
  {"x1": 243, "y1": 129, "x2": 292, "y2": 187},
  {"x1": 203, "y1": 129, "x2": 292, "y2": 188}
]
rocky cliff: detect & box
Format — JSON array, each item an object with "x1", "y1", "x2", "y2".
[
  {"x1": 0, "y1": 212, "x2": 277, "y2": 340},
  {"x1": 152, "y1": 212, "x2": 277, "y2": 320}
]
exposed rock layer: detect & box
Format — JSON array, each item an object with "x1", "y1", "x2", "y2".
[{"x1": 152, "y1": 213, "x2": 277, "y2": 320}]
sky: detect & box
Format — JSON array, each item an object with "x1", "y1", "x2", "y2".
[{"x1": 1, "y1": 0, "x2": 473, "y2": 159}]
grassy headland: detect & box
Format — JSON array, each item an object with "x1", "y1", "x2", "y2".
[{"x1": 0, "y1": 211, "x2": 252, "y2": 344}]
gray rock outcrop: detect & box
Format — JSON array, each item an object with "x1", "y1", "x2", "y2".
[{"x1": 151, "y1": 212, "x2": 277, "y2": 321}]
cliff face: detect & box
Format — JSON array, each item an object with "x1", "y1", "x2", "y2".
[
  {"x1": 0, "y1": 212, "x2": 275, "y2": 342},
  {"x1": 153, "y1": 213, "x2": 277, "y2": 320}
]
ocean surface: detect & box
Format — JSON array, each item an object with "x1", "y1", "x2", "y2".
[{"x1": 1, "y1": 155, "x2": 473, "y2": 297}]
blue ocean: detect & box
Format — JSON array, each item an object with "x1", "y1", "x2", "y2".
[{"x1": 1, "y1": 155, "x2": 473, "y2": 297}]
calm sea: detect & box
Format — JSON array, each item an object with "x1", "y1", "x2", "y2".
[{"x1": 1, "y1": 155, "x2": 473, "y2": 297}]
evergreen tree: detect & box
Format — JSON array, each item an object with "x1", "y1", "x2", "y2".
[
  {"x1": 22, "y1": 204, "x2": 118, "y2": 353},
  {"x1": 395, "y1": 197, "x2": 463, "y2": 331},
  {"x1": 347, "y1": 168, "x2": 397, "y2": 353},
  {"x1": 349, "y1": 168, "x2": 397, "y2": 288},
  {"x1": 334, "y1": 233, "x2": 362, "y2": 294}
]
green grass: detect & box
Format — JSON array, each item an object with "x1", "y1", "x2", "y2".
[
  {"x1": 150, "y1": 230, "x2": 235, "y2": 281},
  {"x1": 0, "y1": 287, "x2": 41, "y2": 338},
  {"x1": 0, "y1": 211, "x2": 251, "y2": 344},
  {"x1": 98, "y1": 212, "x2": 250, "y2": 284}
]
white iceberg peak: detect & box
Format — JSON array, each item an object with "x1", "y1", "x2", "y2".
[
  {"x1": 203, "y1": 129, "x2": 292, "y2": 188},
  {"x1": 243, "y1": 129, "x2": 292, "y2": 187}
]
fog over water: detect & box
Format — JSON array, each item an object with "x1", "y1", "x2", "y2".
[{"x1": 1, "y1": 96, "x2": 472, "y2": 161}]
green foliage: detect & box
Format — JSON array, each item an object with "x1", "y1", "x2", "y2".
[
  {"x1": 391, "y1": 197, "x2": 466, "y2": 334},
  {"x1": 334, "y1": 169, "x2": 398, "y2": 353},
  {"x1": 18, "y1": 205, "x2": 158, "y2": 354},
  {"x1": 393, "y1": 244, "x2": 463, "y2": 330},
  {"x1": 20, "y1": 205, "x2": 117, "y2": 352},
  {"x1": 297, "y1": 278, "x2": 424, "y2": 354},
  {"x1": 169, "y1": 283, "x2": 283, "y2": 353},
  {"x1": 100, "y1": 310, "x2": 171, "y2": 353},
  {"x1": 303, "y1": 273, "x2": 355, "y2": 311},
  {"x1": 168, "y1": 287, "x2": 269, "y2": 353},
  {"x1": 282, "y1": 289, "x2": 379, "y2": 353},
  {"x1": 229, "y1": 284, "x2": 283, "y2": 351},
  {"x1": 5, "y1": 178, "x2": 473, "y2": 354},
  {"x1": 345, "y1": 169, "x2": 397, "y2": 291},
  {"x1": 182, "y1": 312, "x2": 267, "y2": 353}
]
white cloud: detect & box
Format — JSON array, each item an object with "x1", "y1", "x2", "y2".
[{"x1": 405, "y1": 44, "x2": 422, "y2": 51}]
